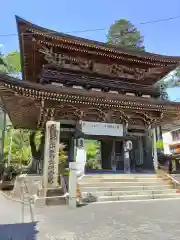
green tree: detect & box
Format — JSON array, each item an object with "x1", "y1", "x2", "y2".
[
  {"x1": 155, "y1": 68, "x2": 180, "y2": 101},
  {"x1": 107, "y1": 19, "x2": 145, "y2": 51},
  {"x1": 0, "y1": 52, "x2": 8, "y2": 73},
  {"x1": 3, "y1": 127, "x2": 31, "y2": 166},
  {"x1": 154, "y1": 81, "x2": 169, "y2": 100},
  {"x1": 85, "y1": 140, "x2": 101, "y2": 169},
  {"x1": 4, "y1": 51, "x2": 21, "y2": 75},
  {"x1": 0, "y1": 50, "x2": 45, "y2": 173}
]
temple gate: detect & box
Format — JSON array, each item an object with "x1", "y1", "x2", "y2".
[{"x1": 0, "y1": 16, "x2": 180, "y2": 174}]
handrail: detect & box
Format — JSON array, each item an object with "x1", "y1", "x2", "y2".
[
  {"x1": 17, "y1": 174, "x2": 35, "y2": 223},
  {"x1": 166, "y1": 173, "x2": 180, "y2": 185},
  {"x1": 156, "y1": 169, "x2": 180, "y2": 188}
]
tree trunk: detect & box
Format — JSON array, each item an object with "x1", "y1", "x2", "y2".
[{"x1": 28, "y1": 131, "x2": 45, "y2": 174}]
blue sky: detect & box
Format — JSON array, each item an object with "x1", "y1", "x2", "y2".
[
  {"x1": 0, "y1": 0, "x2": 180, "y2": 100},
  {"x1": 1, "y1": 0, "x2": 180, "y2": 55}
]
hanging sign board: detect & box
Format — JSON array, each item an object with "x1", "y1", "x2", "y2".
[{"x1": 78, "y1": 121, "x2": 123, "y2": 137}]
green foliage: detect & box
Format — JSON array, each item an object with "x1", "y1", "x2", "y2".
[
  {"x1": 3, "y1": 127, "x2": 31, "y2": 166},
  {"x1": 174, "y1": 67, "x2": 180, "y2": 82},
  {"x1": 58, "y1": 143, "x2": 68, "y2": 173},
  {"x1": 107, "y1": 19, "x2": 145, "y2": 51},
  {"x1": 33, "y1": 130, "x2": 43, "y2": 150},
  {"x1": 154, "y1": 82, "x2": 169, "y2": 100},
  {"x1": 0, "y1": 51, "x2": 21, "y2": 75},
  {"x1": 85, "y1": 140, "x2": 101, "y2": 169},
  {"x1": 0, "y1": 52, "x2": 8, "y2": 73},
  {"x1": 4, "y1": 51, "x2": 21, "y2": 74},
  {"x1": 156, "y1": 139, "x2": 164, "y2": 150}
]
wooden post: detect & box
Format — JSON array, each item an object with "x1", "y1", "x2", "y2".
[{"x1": 152, "y1": 128, "x2": 158, "y2": 170}]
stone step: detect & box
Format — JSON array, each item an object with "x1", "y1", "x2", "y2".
[
  {"x1": 34, "y1": 195, "x2": 68, "y2": 206},
  {"x1": 46, "y1": 188, "x2": 64, "y2": 197},
  {"x1": 78, "y1": 173, "x2": 177, "y2": 203},
  {"x1": 81, "y1": 189, "x2": 177, "y2": 198},
  {"x1": 37, "y1": 187, "x2": 64, "y2": 197},
  {"x1": 80, "y1": 185, "x2": 173, "y2": 192},
  {"x1": 79, "y1": 181, "x2": 168, "y2": 188},
  {"x1": 96, "y1": 193, "x2": 180, "y2": 202},
  {"x1": 79, "y1": 178, "x2": 161, "y2": 183},
  {"x1": 83, "y1": 174, "x2": 157, "y2": 179},
  {"x1": 46, "y1": 196, "x2": 67, "y2": 206}
]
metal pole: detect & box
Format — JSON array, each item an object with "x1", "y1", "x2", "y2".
[
  {"x1": 20, "y1": 129, "x2": 23, "y2": 171},
  {"x1": 8, "y1": 129, "x2": 13, "y2": 166},
  {"x1": 1, "y1": 109, "x2": 6, "y2": 161},
  {"x1": 24, "y1": 180, "x2": 35, "y2": 222},
  {"x1": 20, "y1": 185, "x2": 25, "y2": 223}
]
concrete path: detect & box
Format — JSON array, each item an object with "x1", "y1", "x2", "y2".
[{"x1": 1, "y1": 192, "x2": 180, "y2": 239}]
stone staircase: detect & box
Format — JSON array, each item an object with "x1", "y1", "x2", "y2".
[{"x1": 78, "y1": 174, "x2": 180, "y2": 203}]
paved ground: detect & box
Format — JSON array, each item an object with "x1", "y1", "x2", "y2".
[{"x1": 1, "y1": 193, "x2": 180, "y2": 239}]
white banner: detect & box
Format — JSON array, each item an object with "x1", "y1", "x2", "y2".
[
  {"x1": 76, "y1": 148, "x2": 86, "y2": 177},
  {"x1": 79, "y1": 121, "x2": 123, "y2": 137}
]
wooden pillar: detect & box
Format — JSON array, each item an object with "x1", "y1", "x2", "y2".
[
  {"x1": 138, "y1": 136, "x2": 144, "y2": 166},
  {"x1": 143, "y1": 130, "x2": 154, "y2": 170},
  {"x1": 68, "y1": 137, "x2": 75, "y2": 162},
  {"x1": 111, "y1": 139, "x2": 116, "y2": 171},
  {"x1": 152, "y1": 128, "x2": 158, "y2": 170}
]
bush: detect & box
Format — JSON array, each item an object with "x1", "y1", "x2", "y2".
[{"x1": 1, "y1": 165, "x2": 19, "y2": 182}]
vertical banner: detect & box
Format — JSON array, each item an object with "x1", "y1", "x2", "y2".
[
  {"x1": 156, "y1": 126, "x2": 164, "y2": 154},
  {"x1": 76, "y1": 138, "x2": 86, "y2": 176}
]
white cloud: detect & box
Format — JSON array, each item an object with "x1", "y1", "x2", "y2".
[{"x1": 0, "y1": 44, "x2": 4, "y2": 48}]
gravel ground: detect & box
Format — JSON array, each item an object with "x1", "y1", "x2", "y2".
[{"x1": 1, "y1": 192, "x2": 180, "y2": 239}]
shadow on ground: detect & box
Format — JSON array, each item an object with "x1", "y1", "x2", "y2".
[{"x1": 0, "y1": 222, "x2": 38, "y2": 240}]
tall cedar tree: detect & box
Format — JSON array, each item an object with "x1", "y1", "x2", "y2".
[{"x1": 107, "y1": 19, "x2": 145, "y2": 51}]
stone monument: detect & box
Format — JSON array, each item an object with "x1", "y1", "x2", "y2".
[{"x1": 43, "y1": 121, "x2": 60, "y2": 189}]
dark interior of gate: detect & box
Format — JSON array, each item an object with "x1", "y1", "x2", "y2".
[
  {"x1": 58, "y1": 121, "x2": 154, "y2": 173},
  {"x1": 1, "y1": 16, "x2": 180, "y2": 173}
]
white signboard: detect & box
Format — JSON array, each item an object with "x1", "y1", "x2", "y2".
[
  {"x1": 79, "y1": 121, "x2": 123, "y2": 137},
  {"x1": 76, "y1": 148, "x2": 86, "y2": 176}
]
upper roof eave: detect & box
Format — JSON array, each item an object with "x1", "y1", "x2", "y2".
[{"x1": 15, "y1": 15, "x2": 180, "y2": 64}]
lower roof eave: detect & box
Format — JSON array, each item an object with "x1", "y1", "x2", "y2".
[{"x1": 0, "y1": 73, "x2": 180, "y2": 129}]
